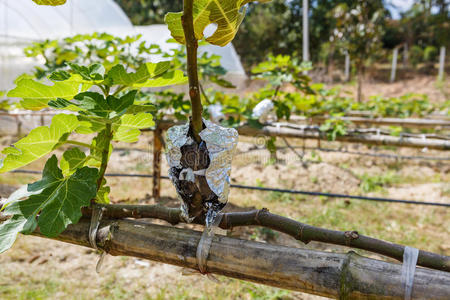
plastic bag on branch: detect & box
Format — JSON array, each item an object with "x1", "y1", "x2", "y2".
[
  {"x1": 207, "y1": 104, "x2": 225, "y2": 124},
  {"x1": 166, "y1": 119, "x2": 238, "y2": 226},
  {"x1": 252, "y1": 99, "x2": 274, "y2": 123}
]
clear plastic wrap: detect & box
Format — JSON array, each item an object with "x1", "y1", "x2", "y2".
[{"x1": 401, "y1": 246, "x2": 419, "y2": 300}]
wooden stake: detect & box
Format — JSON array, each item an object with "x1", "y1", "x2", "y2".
[
  {"x1": 152, "y1": 124, "x2": 163, "y2": 199},
  {"x1": 439, "y1": 46, "x2": 446, "y2": 81},
  {"x1": 390, "y1": 47, "x2": 398, "y2": 83}
]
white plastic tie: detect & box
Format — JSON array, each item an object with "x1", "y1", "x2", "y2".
[
  {"x1": 89, "y1": 205, "x2": 109, "y2": 274},
  {"x1": 89, "y1": 205, "x2": 104, "y2": 250},
  {"x1": 275, "y1": 123, "x2": 281, "y2": 134},
  {"x1": 196, "y1": 213, "x2": 223, "y2": 274},
  {"x1": 401, "y1": 246, "x2": 419, "y2": 300},
  {"x1": 179, "y1": 168, "x2": 207, "y2": 182}
]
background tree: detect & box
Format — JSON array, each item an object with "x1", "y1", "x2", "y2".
[{"x1": 332, "y1": 1, "x2": 385, "y2": 102}]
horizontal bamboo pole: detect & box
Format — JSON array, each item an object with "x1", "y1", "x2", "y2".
[
  {"x1": 82, "y1": 204, "x2": 450, "y2": 273},
  {"x1": 237, "y1": 124, "x2": 450, "y2": 150},
  {"x1": 303, "y1": 116, "x2": 450, "y2": 129},
  {"x1": 155, "y1": 120, "x2": 450, "y2": 150},
  {"x1": 33, "y1": 218, "x2": 450, "y2": 299}
]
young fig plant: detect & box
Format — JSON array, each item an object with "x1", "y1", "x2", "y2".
[
  {"x1": 163, "y1": 0, "x2": 269, "y2": 225},
  {"x1": 0, "y1": 60, "x2": 187, "y2": 253}
]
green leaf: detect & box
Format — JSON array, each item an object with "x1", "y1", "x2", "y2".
[
  {"x1": 126, "y1": 104, "x2": 156, "y2": 114},
  {"x1": 68, "y1": 63, "x2": 105, "y2": 81},
  {"x1": 60, "y1": 148, "x2": 87, "y2": 176},
  {"x1": 133, "y1": 70, "x2": 187, "y2": 88},
  {"x1": 0, "y1": 215, "x2": 27, "y2": 254},
  {"x1": 113, "y1": 112, "x2": 155, "y2": 143},
  {"x1": 85, "y1": 129, "x2": 112, "y2": 167},
  {"x1": 164, "y1": 0, "x2": 270, "y2": 47},
  {"x1": 0, "y1": 114, "x2": 80, "y2": 173},
  {"x1": 209, "y1": 75, "x2": 236, "y2": 88},
  {"x1": 48, "y1": 70, "x2": 71, "y2": 81},
  {"x1": 96, "y1": 178, "x2": 110, "y2": 204},
  {"x1": 106, "y1": 90, "x2": 137, "y2": 115},
  {"x1": 32, "y1": 0, "x2": 66, "y2": 5},
  {"x1": 73, "y1": 92, "x2": 110, "y2": 117},
  {"x1": 107, "y1": 62, "x2": 171, "y2": 86},
  {"x1": 52, "y1": 90, "x2": 138, "y2": 118},
  {"x1": 5, "y1": 155, "x2": 98, "y2": 238},
  {"x1": 7, "y1": 78, "x2": 89, "y2": 110}
]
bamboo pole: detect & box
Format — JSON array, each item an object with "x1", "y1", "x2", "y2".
[
  {"x1": 33, "y1": 219, "x2": 450, "y2": 299},
  {"x1": 154, "y1": 121, "x2": 450, "y2": 150},
  {"x1": 304, "y1": 116, "x2": 450, "y2": 129},
  {"x1": 81, "y1": 204, "x2": 450, "y2": 273}
]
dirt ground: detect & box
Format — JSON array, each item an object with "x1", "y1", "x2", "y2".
[{"x1": 0, "y1": 76, "x2": 449, "y2": 299}]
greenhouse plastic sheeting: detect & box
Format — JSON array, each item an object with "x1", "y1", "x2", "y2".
[
  {"x1": 0, "y1": 0, "x2": 133, "y2": 40},
  {"x1": 135, "y1": 25, "x2": 246, "y2": 76},
  {"x1": 0, "y1": 0, "x2": 246, "y2": 91}
]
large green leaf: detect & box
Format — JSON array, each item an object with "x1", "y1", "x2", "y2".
[
  {"x1": 113, "y1": 112, "x2": 155, "y2": 143},
  {"x1": 7, "y1": 78, "x2": 89, "y2": 110},
  {"x1": 0, "y1": 114, "x2": 80, "y2": 173},
  {"x1": 133, "y1": 70, "x2": 187, "y2": 88},
  {"x1": 164, "y1": 0, "x2": 270, "y2": 46},
  {"x1": 107, "y1": 62, "x2": 171, "y2": 86},
  {"x1": 49, "y1": 90, "x2": 137, "y2": 118},
  {"x1": 4, "y1": 155, "x2": 98, "y2": 238},
  {"x1": 32, "y1": 0, "x2": 66, "y2": 5}
]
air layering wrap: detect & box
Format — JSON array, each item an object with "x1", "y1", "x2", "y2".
[{"x1": 165, "y1": 119, "x2": 238, "y2": 224}]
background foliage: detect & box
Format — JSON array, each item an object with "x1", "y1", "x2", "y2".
[{"x1": 114, "y1": 0, "x2": 449, "y2": 71}]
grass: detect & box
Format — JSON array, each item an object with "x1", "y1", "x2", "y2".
[{"x1": 358, "y1": 171, "x2": 400, "y2": 193}]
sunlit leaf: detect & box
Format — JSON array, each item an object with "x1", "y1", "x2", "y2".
[
  {"x1": 0, "y1": 114, "x2": 80, "y2": 173},
  {"x1": 133, "y1": 70, "x2": 187, "y2": 88},
  {"x1": 165, "y1": 0, "x2": 271, "y2": 46},
  {"x1": 113, "y1": 112, "x2": 155, "y2": 143},
  {"x1": 32, "y1": 0, "x2": 66, "y2": 5},
  {"x1": 7, "y1": 78, "x2": 89, "y2": 110},
  {"x1": 107, "y1": 62, "x2": 171, "y2": 86}
]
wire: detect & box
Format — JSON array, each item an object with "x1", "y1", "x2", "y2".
[
  {"x1": 11, "y1": 170, "x2": 450, "y2": 208},
  {"x1": 112, "y1": 146, "x2": 450, "y2": 161}
]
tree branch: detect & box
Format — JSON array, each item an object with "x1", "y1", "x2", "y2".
[
  {"x1": 81, "y1": 204, "x2": 450, "y2": 273},
  {"x1": 182, "y1": 0, "x2": 203, "y2": 142}
]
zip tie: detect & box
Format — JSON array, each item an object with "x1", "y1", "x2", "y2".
[{"x1": 401, "y1": 246, "x2": 419, "y2": 300}]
